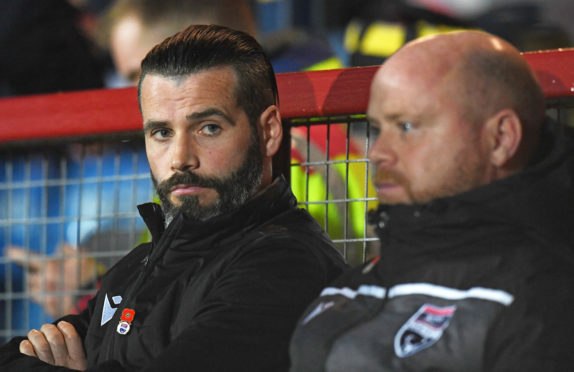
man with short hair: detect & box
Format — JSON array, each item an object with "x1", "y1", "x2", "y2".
[
  {"x1": 0, "y1": 24, "x2": 347, "y2": 372},
  {"x1": 289, "y1": 30, "x2": 574, "y2": 371}
]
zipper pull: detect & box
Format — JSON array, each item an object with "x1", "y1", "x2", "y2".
[{"x1": 141, "y1": 255, "x2": 149, "y2": 267}]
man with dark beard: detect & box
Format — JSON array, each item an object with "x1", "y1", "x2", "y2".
[
  {"x1": 0, "y1": 25, "x2": 347, "y2": 372},
  {"x1": 151, "y1": 116, "x2": 265, "y2": 224},
  {"x1": 290, "y1": 30, "x2": 574, "y2": 371}
]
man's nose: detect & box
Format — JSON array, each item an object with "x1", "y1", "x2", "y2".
[
  {"x1": 170, "y1": 135, "x2": 198, "y2": 173},
  {"x1": 368, "y1": 132, "x2": 397, "y2": 168}
]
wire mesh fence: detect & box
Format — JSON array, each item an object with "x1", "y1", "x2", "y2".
[
  {"x1": 0, "y1": 50, "x2": 573, "y2": 341},
  {"x1": 0, "y1": 138, "x2": 152, "y2": 341},
  {"x1": 288, "y1": 116, "x2": 379, "y2": 266}
]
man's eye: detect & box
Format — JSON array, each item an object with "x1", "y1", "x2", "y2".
[
  {"x1": 368, "y1": 123, "x2": 380, "y2": 139},
  {"x1": 399, "y1": 122, "x2": 414, "y2": 133},
  {"x1": 152, "y1": 129, "x2": 171, "y2": 139},
  {"x1": 201, "y1": 124, "x2": 221, "y2": 136}
]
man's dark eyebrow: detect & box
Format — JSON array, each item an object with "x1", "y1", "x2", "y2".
[
  {"x1": 187, "y1": 108, "x2": 236, "y2": 126},
  {"x1": 383, "y1": 113, "x2": 402, "y2": 122},
  {"x1": 366, "y1": 115, "x2": 379, "y2": 126},
  {"x1": 366, "y1": 113, "x2": 407, "y2": 127},
  {"x1": 143, "y1": 120, "x2": 169, "y2": 133}
]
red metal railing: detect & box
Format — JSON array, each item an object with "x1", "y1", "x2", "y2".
[{"x1": 0, "y1": 48, "x2": 573, "y2": 143}]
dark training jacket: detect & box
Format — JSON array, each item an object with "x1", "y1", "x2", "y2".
[
  {"x1": 0, "y1": 177, "x2": 348, "y2": 372},
  {"x1": 290, "y1": 120, "x2": 574, "y2": 371}
]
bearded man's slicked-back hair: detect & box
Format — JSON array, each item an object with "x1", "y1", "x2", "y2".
[{"x1": 138, "y1": 24, "x2": 278, "y2": 128}]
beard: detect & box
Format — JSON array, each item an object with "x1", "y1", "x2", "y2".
[
  {"x1": 372, "y1": 168, "x2": 414, "y2": 204},
  {"x1": 152, "y1": 130, "x2": 263, "y2": 224},
  {"x1": 372, "y1": 149, "x2": 488, "y2": 205}
]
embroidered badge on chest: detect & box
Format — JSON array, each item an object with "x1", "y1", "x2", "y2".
[{"x1": 394, "y1": 303, "x2": 456, "y2": 358}]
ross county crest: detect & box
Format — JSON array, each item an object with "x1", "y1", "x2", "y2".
[{"x1": 394, "y1": 303, "x2": 456, "y2": 358}]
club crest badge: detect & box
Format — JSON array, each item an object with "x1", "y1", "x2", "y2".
[
  {"x1": 394, "y1": 303, "x2": 456, "y2": 358},
  {"x1": 116, "y1": 320, "x2": 131, "y2": 335}
]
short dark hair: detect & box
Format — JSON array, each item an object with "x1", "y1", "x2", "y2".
[{"x1": 138, "y1": 24, "x2": 278, "y2": 128}]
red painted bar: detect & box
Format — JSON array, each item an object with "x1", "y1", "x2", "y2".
[
  {"x1": 0, "y1": 48, "x2": 572, "y2": 143},
  {"x1": 523, "y1": 48, "x2": 574, "y2": 99}
]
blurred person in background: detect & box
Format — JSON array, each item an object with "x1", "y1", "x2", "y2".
[
  {"x1": 6, "y1": 231, "x2": 137, "y2": 319},
  {"x1": 98, "y1": 0, "x2": 257, "y2": 86},
  {"x1": 97, "y1": 0, "x2": 342, "y2": 83}
]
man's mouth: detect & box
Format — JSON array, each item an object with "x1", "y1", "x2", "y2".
[
  {"x1": 375, "y1": 181, "x2": 400, "y2": 189},
  {"x1": 374, "y1": 181, "x2": 402, "y2": 194},
  {"x1": 170, "y1": 184, "x2": 207, "y2": 196},
  {"x1": 372, "y1": 169, "x2": 410, "y2": 201}
]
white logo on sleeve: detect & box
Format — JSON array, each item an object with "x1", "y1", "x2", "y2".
[
  {"x1": 302, "y1": 301, "x2": 334, "y2": 325},
  {"x1": 101, "y1": 294, "x2": 123, "y2": 326}
]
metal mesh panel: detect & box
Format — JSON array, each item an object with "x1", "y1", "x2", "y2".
[
  {"x1": 0, "y1": 55, "x2": 573, "y2": 341},
  {"x1": 288, "y1": 116, "x2": 379, "y2": 267},
  {"x1": 0, "y1": 137, "x2": 152, "y2": 341}
]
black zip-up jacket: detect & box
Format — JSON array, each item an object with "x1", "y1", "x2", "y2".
[
  {"x1": 0, "y1": 177, "x2": 347, "y2": 372},
  {"x1": 290, "y1": 120, "x2": 574, "y2": 371}
]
